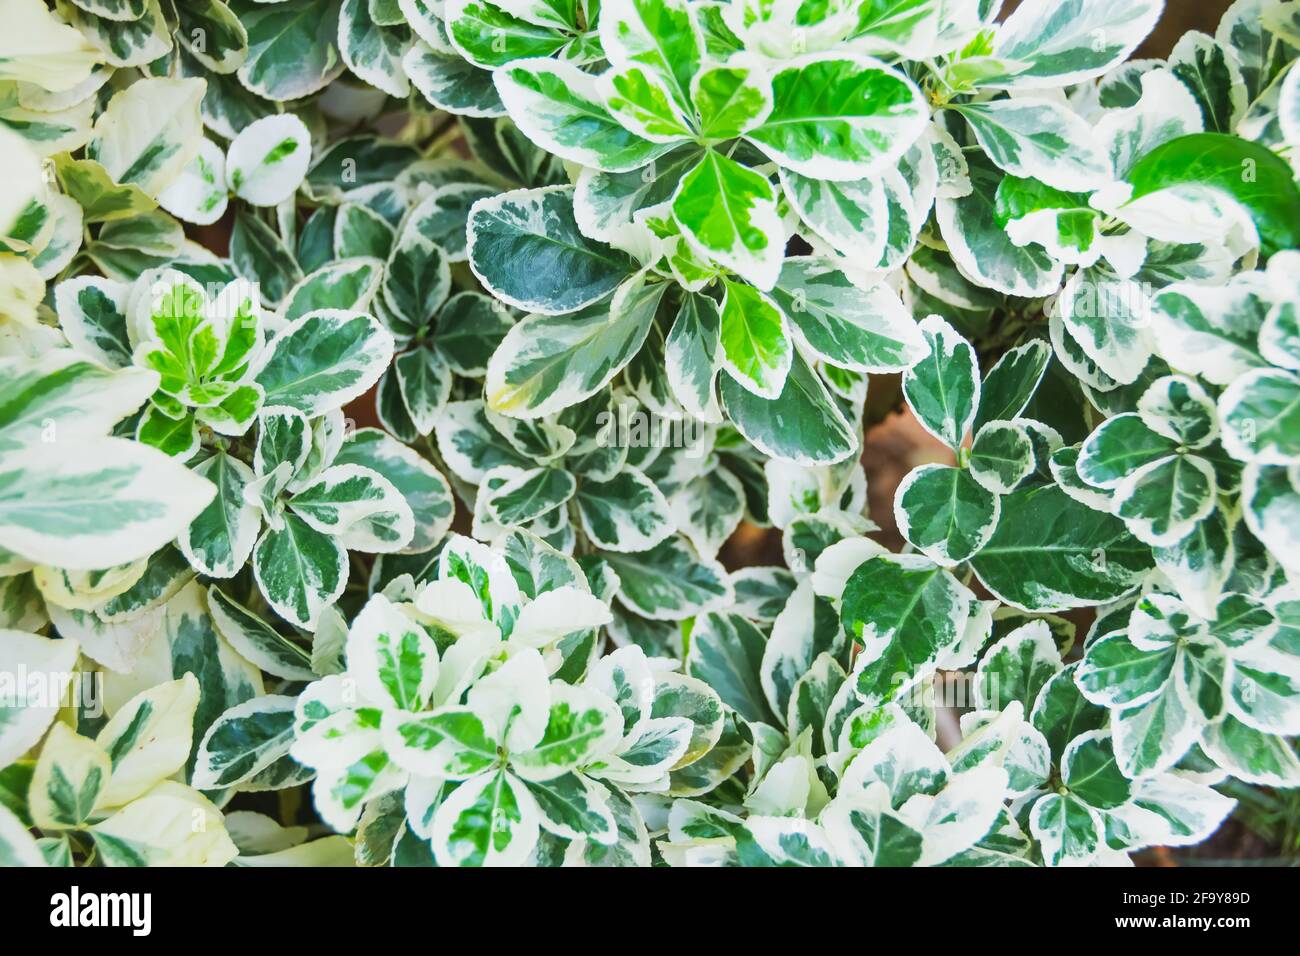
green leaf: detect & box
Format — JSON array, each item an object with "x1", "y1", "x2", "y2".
[
  {"x1": 1030, "y1": 792, "x2": 1101, "y2": 866},
  {"x1": 664, "y1": 291, "x2": 722, "y2": 422},
  {"x1": 575, "y1": 468, "x2": 673, "y2": 553},
  {"x1": 599, "y1": 0, "x2": 701, "y2": 112},
  {"x1": 403, "y1": 184, "x2": 499, "y2": 264},
  {"x1": 769, "y1": 258, "x2": 926, "y2": 373},
  {"x1": 669, "y1": 466, "x2": 745, "y2": 557},
  {"x1": 851, "y1": 0, "x2": 946, "y2": 57},
  {"x1": 288, "y1": 464, "x2": 415, "y2": 553},
  {"x1": 306, "y1": 137, "x2": 419, "y2": 199},
  {"x1": 1169, "y1": 31, "x2": 1247, "y2": 135},
  {"x1": 445, "y1": 0, "x2": 570, "y2": 69},
  {"x1": 969, "y1": 485, "x2": 1153, "y2": 611},
  {"x1": 192, "y1": 695, "x2": 306, "y2": 791},
  {"x1": 1229, "y1": 637, "x2": 1300, "y2": 736},
  {"x1": 384, "y1": 223, "x2": 450, "y2": 328},
  {"x1": 55, "y1": 154, "x2": 157, "y2": 224},
  {"x1": 484, "y1": 466, "x2": 577, "y2": 527},
  {"x1": 1201, "y1": 714, "x2": 1300, "y2": 787},
  {"x1": 434, "y1": 293, "x2": 514, "y2": 376},
  {"x1": 1030, "y1": 663, "x2": 1107, "y2": 763},
  {"x1": 514, "y1": 683, "x2": 623, "y2": 781},
  {"x1": 0, "y1": 633, "x2": 79, "y2": 772},
  {"x1": 1151, "y1": 509, "x2": 1233, "y2": 620},
  {"x1": 717, "y1": 278, "x2": 791, "y2": 398},
  {"x1": 1077, "y1": 414, "x2": 1174, "y2": 488},
  {"x1": 176, "y1": 0, "x2": 248, "y2": 73},
  {"x1": 334, "y1": 204, "x2": 395, "y2": 260},
  {"x1": 30, "y1": 723, "x2": 109, "y2": 829},
  {"x1": 339, "y1": 0, "x2": 411, "y2": 98},
  {"x1": 976, "y1": 620, "x2": 1062, "y2": 712},
  {"x1": 780, "y1": 168, "x2": 888, "y2": 264},
  {"x1": 334, "y1": 428, "x2": 454, "y2": 554},
  {"x1": 693, "y1": 65, "x2": 771, "y2": 139},
  {"x1": 969, "y1": 420, "x2": 1037, "y2": 495},
  {"x1": 208, "y1": 586, "x2": 315, "y2": 682},
  {"x1": 686, "y1": 611, "x2": 775, "y2": 725},
  {"x1": 671, "y1": 150, "x2": 783, "y2": 290},
  {"x1": 730, "y1": 566, "x2": 795, "y2": 623},
  {"x1": 252, "y1": 513, "x2": 347, "y2": 629},
  {"x1": 156, "y1": 140, "x2": 229, "y2": 226},
  {"x1": 96, "y1": 674, "x2": 201, "y2": 808},
  {"x1": 385, "y1": 707, "x2": 499, "y2": 779},
  {"x1": 602, "y1": 535, "x2": 731, "y2": 620},
  {"x1": 936, "y1": 155, "x2": 1062, "y2": 297},
  {"x1": 349, "y1": 592, "x2": 440, "y2": 710},
  {"x1": 282, "y1": 256, "x2": 382, "y2": 323},
  {"x1": 522, "y1": 772, "x2": 616, "y2": 842},
  {"x1": 405, "y1": 39, "x2": 504, "y2": 118},
  {"x1": 1112, "y1": 453, "x2": 1217, "y2": 548},
  {"x1": 747, "y1": 53, "x2": 926, "y2": 180},
  {"x1": 1056, "y1": 268, "x2": 1154, "y2": 387},
  {"x1": 1219, "y1": 369, "x2": 1300, "y2": 465},
  {"x1": 604, "y1": 65, "x2": 696, "y2": 142},
  {"x1": 180, "y1": 450, "x2": 260, "y2": 578},
  {"x1": 1112, "y1": 679, "x2": 1198, "y2": 778},
  {"x1": 1243, "y1": 464, "x2": 1300, "y2": 578},
  {"x1": 230, "y1": 210, "x2": 302, "y2": 306},
  {"x1": 1124, "y1": 133, "x2": 1300, "y2": 257},
  {"x1": 52, "y1": 276, "x2": 131, "y2": 369},
  {"x1": 720, "y1": 349, "x2": 857, "y2": 466}
]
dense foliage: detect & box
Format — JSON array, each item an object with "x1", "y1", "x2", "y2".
[{"x1": 1, "y1": 0, "x2": 1299, "y2": 867}]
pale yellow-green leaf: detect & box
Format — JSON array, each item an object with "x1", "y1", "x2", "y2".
[{"x1": 94, "y1": 673, "x2": 199, "y2": 808}]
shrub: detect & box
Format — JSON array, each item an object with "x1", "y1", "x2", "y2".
[{"x1": 0, "y1": 0, "x2": 1297, "y2": 868}]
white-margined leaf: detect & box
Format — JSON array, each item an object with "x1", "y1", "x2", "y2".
[
  {"x1": 842, "y1": 554, "x2": 973, "y2": 706},
  {"x1": 969, "y1": 485, "x2": 1153, "y2": 612},
  {"x1": 770, "y1": 258, "x2": 927, "y2": 373},
  {"x1": 902, "y1": 315, "x2": 979, "y2": 451},
  {"x1": 193, "y1": 695, "x2": 308, "y2": 791},
  {"x1": 987, "y1": 0, "x2": 1163, "y2": 90},
  {"x1": 485, "y1": 271, "x2": 664, "y2": 418},
  {"x1": 746, "y1": 53, "x2": 927, "y2": 181},
  {"x1": 237, "y1": 0, "x2": 347, "y2": 102},
  {"x1": 720, "y1": 349, "x2": 857, "y2": 466},
  {"x1": 494, "y1": 58, "x2": 672, "y2": 173},
  {"x1": 226, "y1": 113, "x2": 312, "y2": 207},
  {"x1": 954, "y1": 98, "x2": 1112, "y2": 193},
  {"x1": 894, "y1": 464, "x2": 1001, "y2": 567},
  {"x1": 575, "y1": 468, "x2": 674, "y2": 553},
  {"x1": 468, "y1": 185, "x2": 636, "y2": 315},
  {"x1": 254, "y1": 309, "x2": 394, "y2": 416},
  {"x1": 0, "y1": 630, "x2": 80, "y2": 769}
]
